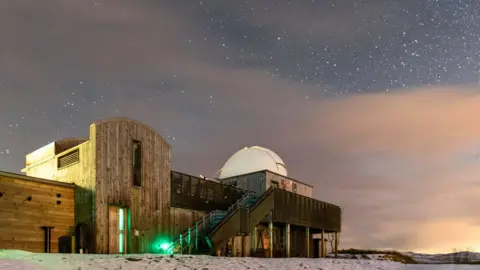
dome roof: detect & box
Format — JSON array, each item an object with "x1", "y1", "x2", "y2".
[{"x1": 219, "y1": 146, "x2": 288, "y2": 179}]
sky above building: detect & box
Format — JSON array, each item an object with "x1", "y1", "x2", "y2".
[{"x1": 1, "y1": 0, "x2": 480, "y2": 253}]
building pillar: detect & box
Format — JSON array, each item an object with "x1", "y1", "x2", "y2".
[
  {"x1": 285, "y1": 224, "x2": 290, "y2": 257},
  {"x1": 232, "y1": 236, "x2": 236, "y2": 257},
  {"x1": 244, "y1": 234, "x2": 251, "y2": 257},
  {"x1": 305, "y1": 227, "x2": 310, "y2": 258},
  {"x1": 334, "y1": 232, "x2": 339, "y2": 258},
  {"x1": 179, "y1": 234, "x2": 183, "y2": 254},
  {"x1": 320, "y1": 230, "x2": 325, "y2": 258},
  {"x1": 188, "y1": 228, "x2": 192, "y2": 254},
  {"x1": 71, "y1": 235, "x2": 76, "y2": 254},
  {"x1": 252, "y1": 226, "x2": 257, "y2": 254},
  {"x1": 242, "y1": 235, "x2": 246, "y2": 257},
  {"x1": 268, "y1": 212, "x2": 273, "y2": 258},
  {"x1": 195, "y1": 222, "x2": 199, "y2": 251}
]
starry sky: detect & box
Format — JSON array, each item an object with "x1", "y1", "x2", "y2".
[{"x1": 2, "y1": 0, "x2": 480, "y2": 253}]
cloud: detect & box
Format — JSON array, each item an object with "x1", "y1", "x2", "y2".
[
  {"x1": 177, "y1": 84, "x2": 480, "y2": 252},
  {"x1": 284, "y1": 87, "x2": 480, "y2": 252},
  {"x1": 306, "y1": 87, "x2": 480, "y2": 159},
  {"x1": 159, "y1": 60, "x2": 480, "y2": 251}
]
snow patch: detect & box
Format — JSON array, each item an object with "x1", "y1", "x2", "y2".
[{"x1": 0, "y1": 250, "x2": 478, "y2": 270}]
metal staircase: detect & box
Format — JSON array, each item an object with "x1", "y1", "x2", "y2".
[{"x1": 167, "y1": 190, "x2": 259, "y2": 255}]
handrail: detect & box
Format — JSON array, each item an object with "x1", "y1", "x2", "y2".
[
  {"x1": 248, "y1": 186, "x2": 275, "y2": 211},
  {"x1": 168, "y1": 190, "x2": 256, "y2": 254},
  {"x1": 168, "y1": 210, "x2": 215, "y2": 254},
  {"x1": 207, "y1": 192, "x2": 258, "y2": 237},
  {"x1": 208, "y1": 187, "x2": 274, "y2": 240},
  {"x1": 225, "y1": 190, "x2": 256, "y2": 215}
]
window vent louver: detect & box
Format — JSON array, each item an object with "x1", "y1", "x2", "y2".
[{"x1": 58, "y1": 149, "x2": 79, "y2": 169}]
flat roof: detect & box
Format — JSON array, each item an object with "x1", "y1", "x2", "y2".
[
  {"x1": 218, "y1": 169, "x2": 314, "y2": 188},
  {"x1": 0, "y1": 170, "x2": 75, "y2": 188}
]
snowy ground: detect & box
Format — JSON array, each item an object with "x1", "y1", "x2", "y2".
[
  {"x1": 405, "y1": 251, "x2": 480, "y2": 264},
  {"x1": 0, "y1": 250, "x2": 478, "y2": 270}
]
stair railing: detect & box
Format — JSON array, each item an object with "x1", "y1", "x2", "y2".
[
  {"x1": 207, "y1": 187, "x2": 276, "y2": 248},
  {"x1": 168, "y1": 209, "x2": 217, "y2": 254},
  {"x1": 247, "y1": 186, "x2": 275, "y2": 211},
  {"x1": 168, "y1": 190, "x2": 257, "y2": 254},
  {"x1": 223, "y1": 190, "x2": 257, "y2": 217}
]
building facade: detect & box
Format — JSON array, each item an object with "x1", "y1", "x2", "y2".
[
  {"x1": 0, "y1": 171, "x2": 75, "y2": 253},
  {"x1": 22, "y1": 118, "x2": 171, "y2": 254},
  {"x1": 1, "y1": 117, "x2": 341, "y2": 257}
]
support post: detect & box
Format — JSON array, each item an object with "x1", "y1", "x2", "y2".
[
  {"x1": 71, "y1": 236, "x2": 76, "y2": 254},
  {"x1": 188, "y1": 228, "x2": 192, "y2": 254},
  {"x1": 202, "y1": 216, "x2": 205, "y2": 231},
  {"x1": 306, "y1": 227, "x2": 310, "y2": 258},
  {"x1": 320, "y1": 230, "x2": 325, "y2": 258},
  {"x1": 195, "y1": 222, "x2": 199, "y2": 251},
  {"x1": 40, "y1": 226, "x2": 54, "y2": 253},
  {"x1": 268, "y1": 212, "x2": 273, "y2": 258},
  {"x1": 179, "y1": 234, "x2": 183, "y2": 254},
  {"x1": 285, "y1": 224, "x2": 290, "y2": 258},
  {"x1": 241, "y1": 236, "x2": 245, "y2": 257},
  {"x1": 232, "y1": 236, "x2": 236, "y2": 257},
  {"x1": 252, "y1": 226, "x2": 257, "y2": 254},
  {"x1": 334, "y1": 232, "x2": 339, "y2": 258}
]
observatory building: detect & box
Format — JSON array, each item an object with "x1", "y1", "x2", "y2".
[
  {"x1": 217, "y1": 146, "x2": 312, "y2": 197},
  {"x1": 219, "y1": 146, "x2": 288, "y2": 179},
  {"x1": 0, "y1": 117, "x2": 341, "y2": 258}
]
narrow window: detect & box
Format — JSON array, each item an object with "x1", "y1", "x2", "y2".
[
  {"x1": 133, "y1": 140, "x2": 142, "y2": 187},
  {"x1": 292, "y1": 183, "x2": 297, "y2": 193}
]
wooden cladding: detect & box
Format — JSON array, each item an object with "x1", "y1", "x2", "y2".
[
  {"x1": 209, "y1": 208, "x2": 249, "y2": 248},
  {"x1": 132, "y1": 140, "x2": 142, "y2": 187},
  {"x1": 272, "y1": 189, "x2": 341, "y2": 232},
  {"x1": 57, "y1": 149, "x2": 79, "y2": 169},
  {"x1": 171, "y1": 171, "x2": 246, "y2": 212},
  {"x1": 93, "y1": 118, "x2": 171, "y2": 254},
  {"x1": 0, "y1": 175, "x2": 75, "y2": 253}
]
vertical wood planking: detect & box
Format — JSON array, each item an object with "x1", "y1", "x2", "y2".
[
  {"x1": 169, "y1": 208, "x2": 206, "y2": 237},
  {"x1": 93, "y1": 118, "x2": 171, "y2": 254}
]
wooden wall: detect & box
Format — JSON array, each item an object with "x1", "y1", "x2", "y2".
[
  {"x1": 289, "y1": 225, "x2": 312, "y2": 258},
  {"x1": 23, "y1": 141, "x2": 96, "y2": 252},
  {"x1": 169, "y1": 207, "x2": 205, "y2": 239},
  {"x1": 92, "y1": 118, "x2": 171, "y2": 254},
  {"x1": 220, "y1": 170, "x2": 313, "y2": 198},
  {"x1": 171, "y1": 171, "x2": 246, "y2": 212},
  {"x1": 248, "y1": 224, "x2": 314, "y2": 258},
  {"x1": 0, "y1": 173, "x2": 75, "y2": 253},
  {"x1": 266, "y1": 171, "x2": 313, "y2": 198},
  {"x1": 272, "y1": 189, "x2": 341, "y2": 232},
  {"x1": 219, "y1": 171, "x2": 267, "y2": 195}
]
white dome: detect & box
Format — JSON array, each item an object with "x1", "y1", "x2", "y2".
[{"x1": 219, "y1": 146, "x2": 288, "y2": 179}]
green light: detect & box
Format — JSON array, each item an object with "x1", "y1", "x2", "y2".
[
  {"x1": 119, "y1": 234, "x2": 124, "y2": 253},
  {"x1": 118, "y1": 208, "x2": 125, "y2": 253},
  {"x1": 119, "y1": 208, "x2": 124, "y2": 230},
  {"x1": 151, "y1": 235, "x2": 174, "y2": 254},
  {"x1": 160, "y1": 242, "x2": 171, "y2": 250}
]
